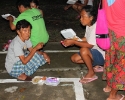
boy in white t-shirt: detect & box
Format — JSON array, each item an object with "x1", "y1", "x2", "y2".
[
  {"x1": 5, "y1": 19, "x2": 50, "y2": 81},
  {"x1": 62, "y1": 5, "x2": 105, "y2": 83}
]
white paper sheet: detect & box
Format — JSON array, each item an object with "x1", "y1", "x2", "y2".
[
  {"x1": 1, "y1": 14, "x2": 16, "y2": 21},
  {"x1": 60, "y1": 28, "x2": 82, "y2": 41}
]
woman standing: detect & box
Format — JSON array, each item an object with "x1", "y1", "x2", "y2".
[{"x1": 102, "y1": 0, "x2": 125, "y2": 100}]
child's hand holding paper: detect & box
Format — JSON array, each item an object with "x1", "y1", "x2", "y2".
[{"x1": 1, "y1": 14, "x2": 16, "y2": 21}]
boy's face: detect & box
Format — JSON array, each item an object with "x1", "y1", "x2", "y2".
[
  {"x1": 80, "y1": 10, "x2": 93, "y2": 26},
  {"x1": 17, "y1": 26, "x2": 31, "y2": 41},
  {"x1": 18, "y1": 5, "x2": 25, "y2": 13}
]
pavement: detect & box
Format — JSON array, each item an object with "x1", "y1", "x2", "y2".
[{"x1": 0, "y1": 42, "x2": 122, "y2": 100}]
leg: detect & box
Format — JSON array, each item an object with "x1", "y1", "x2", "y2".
[
  {"x1": 79, "y1": 48, "x2": 95, "y2": 78},
  {"x1": 71, "y1": 53, "x2": 84, "y2": 64},
  {"x1": 107, "y1": 89, "x2": 125, "y2": 100},
  {"x1": 108, "y1": 89, "x2": 118, "y2": 99},
  {"x1": 104, "y1": 31, "x2": 125, "y2": 100},
  {"x1": 72, "y1": 4, "x2": 82, "y2": 13}
]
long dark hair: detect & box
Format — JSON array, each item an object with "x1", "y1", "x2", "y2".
[
  {"x1": 93, "y1": 0, "x2": 102, "y2": 14},
  {"x1": 81, "y1": 5, "x2": 97, "y2": 25}
]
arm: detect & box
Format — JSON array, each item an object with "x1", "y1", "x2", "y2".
[
  {"x1": 37, "y1": 51, "x2": 50, "y2": 64},
  {"x1": 7, "y1": 16, "x2": 16, "y2": 30},
  {"x1": 40, "y1": 9, "x2": 43, "y2": 16},
  {"x1": 63, "y1": 38, "x2": 93, "y2": 49},
  {"x1": 19, "y1": 43, "x2": 43, "y2": 64}
]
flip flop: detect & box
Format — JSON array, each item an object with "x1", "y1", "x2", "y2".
[
  {"x1": 79, "y1": 75, "x2": 98, "y2": 84},
  {"x1": 103, "y1": 87, "x2": 111, "y2": 92},
  {"x1": 94, "y1": 66, "x2": 103, "y2": 72},
  {"x1": 107, "y1": 94, "x2": 125, "y2": 100}
]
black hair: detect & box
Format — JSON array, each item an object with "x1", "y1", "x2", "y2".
[
  {"x1": 81, "y1": 5, "x2": 97, "y2": 25},
  {"x1": 16, "y1": 0, "x2": 30, "y2": 8},
  {"x1": 29, "y1": 0, "x2": 39, "y2": 6},
  {"x1": 16, "y1": 19, "x2": 32, "y2": 30},
  {"x1": 93, "y1": 0, "x2": 102, "y2": 14}
]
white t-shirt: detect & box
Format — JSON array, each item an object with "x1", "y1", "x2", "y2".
[
  {"x1": 5, "y1": 36, "x2": 32, "y2": 73},
  {"x1": 80, "y1": 0, "x2": 93, "y2": 5},
  {"x1": 67, "y1": 0, "x2": 93, "y2": 5},
  {"x1": 85, "y1": 23, "x2": 105, "y2": 58}
]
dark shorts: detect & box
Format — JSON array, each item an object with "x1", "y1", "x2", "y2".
[{"x1": 78, "y1": 49, "x2": 104, "y2": 67}]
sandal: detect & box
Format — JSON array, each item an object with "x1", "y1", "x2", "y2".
[
  {"x1": 107, "y1": 94, "x2": 125, "y2": 100},
  {"x1": 79, "y1": 75, "x2": 98, "y2": 84},
  {"x1": 103, "y1": 87, "x2": 111, "y2": 92}
]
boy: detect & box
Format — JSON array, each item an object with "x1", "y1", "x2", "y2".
[
  {"x1": 5, "y1": 19, "x2": 50, "y2": 81},
  {"x1": 7, "y1": 0, "x2": 49, "y2": 47}
]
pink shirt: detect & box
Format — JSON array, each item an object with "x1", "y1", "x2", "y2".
[{"x1": 103, "y1": 0, "x2": 125, "y2": 37}]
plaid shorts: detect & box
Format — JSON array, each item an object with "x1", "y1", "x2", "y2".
[{"x1": 9, "y1": 53, "x2": 46, "y2": 78}]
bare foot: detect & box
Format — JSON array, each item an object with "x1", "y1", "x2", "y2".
[{"x1": 18, "y1": 73, "x2": 27, "y2": 80}]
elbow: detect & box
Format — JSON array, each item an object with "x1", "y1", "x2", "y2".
[
  {"x1": 22, "y1": 61, "x2": 27, "y2": 65},
  {"x1": 10, "y1": 26, "x2": 16, "y2": 30}
]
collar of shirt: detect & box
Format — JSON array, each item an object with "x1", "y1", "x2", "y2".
[{"x1": 107, "y1": 0, "x2": 115, "y2": 6}]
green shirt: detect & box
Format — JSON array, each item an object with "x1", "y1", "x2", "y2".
[{"x1": 13, "y1": 8, "x2": 49, "y2": 47}]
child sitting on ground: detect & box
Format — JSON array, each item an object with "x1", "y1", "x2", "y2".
[
  {"x1": 5, "y1": 19, "x2": 50, "y2": 81},
  {"x1": 62, "y1": 5, "x2": 105, "y2": 83}
]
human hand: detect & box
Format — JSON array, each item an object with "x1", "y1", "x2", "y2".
[
  {"x1": 7, "y1": 16, "x2": 14, "y2": 22},
  {"x1": 64, "y1": 5, "x2": 71, "y2": 10},
  {"x1": 43, "y1": 53, "x2": 50, "y2": 64},
  {"x1": 62, "y1": 39, "x2": 74, "y2": 47},
  {"x1": 34, "y1": 43, "x2": 44, "y2": 51}
]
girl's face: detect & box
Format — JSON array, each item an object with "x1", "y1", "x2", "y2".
[
  {"x1": 80, "y1": 10, "x2": 93, "y2": 26},
  {"x1": 30, "y1": 2, "x2": 38, "y2": 8},
  {"x1": 17, "y1": 26, "x2": 31, "y2": 42}
]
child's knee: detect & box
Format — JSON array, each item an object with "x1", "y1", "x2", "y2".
[
  {"x1": 80, "y1": 48, "x2": 89, "y2": 55},
  {"x1": 71, "y1": 55, "x2": 75, "y2": 62}
]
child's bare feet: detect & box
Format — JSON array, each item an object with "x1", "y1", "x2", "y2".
[{"x1": 18, "y1": 73, "x2": 32, "y2": 81}]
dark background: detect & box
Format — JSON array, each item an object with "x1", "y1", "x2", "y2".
[{"x1": 0, "y1": 0, "x2": 85, "y2": 43}]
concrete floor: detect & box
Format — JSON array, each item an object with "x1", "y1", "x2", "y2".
[
  {"x1": 0, "y1": 42, "x2": 124, "y2": 100},
  {"x1": 0, "y1": 43, "x2": 109, "y2": 100}
]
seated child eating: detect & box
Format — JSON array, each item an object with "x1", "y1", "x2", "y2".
[
  {"x1": 62, "y1": 5, "x2": 105, "y2": 83},
  {"x1": 5, "y1": 19, "x2": 50, "y2": 81}
]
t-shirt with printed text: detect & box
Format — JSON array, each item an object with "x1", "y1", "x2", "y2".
[{"x1": 13, "y1": 8, "x2": 49, "y2": 47}]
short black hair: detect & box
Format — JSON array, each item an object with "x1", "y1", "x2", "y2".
[
  {"x1": 29, "y1": 0, "x2": 39, "y2": 6},
  {"x1": 16, "y1": 0, "x2": 30, "y2": 8},
  {"x1": 16, "y1": 19, "x2": 32, "y2": 30},
  {"x1": 81, "y1": 5, "x2": 97, "y2": 25}
]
